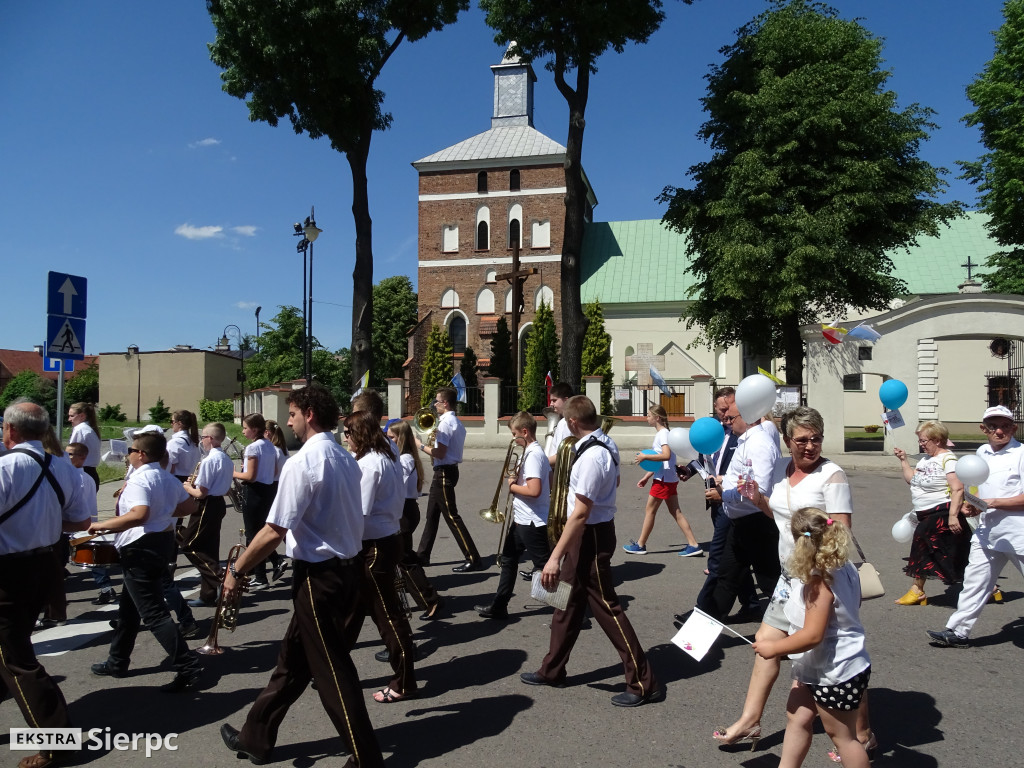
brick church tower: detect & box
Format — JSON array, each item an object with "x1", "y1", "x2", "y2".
[{"x1": 409, "y1": 44, "x2": 596, "y2": 397}]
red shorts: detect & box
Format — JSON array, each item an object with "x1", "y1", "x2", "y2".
[{"x1": 650, "y1": 479, "x2": 678, "y2": 500}]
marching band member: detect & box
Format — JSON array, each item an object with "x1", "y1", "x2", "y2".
[
  {"x1": 264, "y1": 419, "x2": 290, "y2": 581},
  {"x1": 521, "y1": 396, "x2": 662, "y2": 707},
  {"x1": 67, "y1": 402, "x2": 102, "y2": 490},
  {"x1": 219, "y1": 385, "x2": 384, "y2": 767},
  {"x1": 233, "y1": 413, "x2": 282, "y2": 589},
  {"x1": 545, "y1": 383, "x2": 574, "y2": 467},
  {"x1": 166, "y1": 410, "x2": 201, "y2": 481}
]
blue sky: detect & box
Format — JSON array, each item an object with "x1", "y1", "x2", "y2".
[{"x1": 0, "y1": 1, "x2": 1006, "y2": 359}]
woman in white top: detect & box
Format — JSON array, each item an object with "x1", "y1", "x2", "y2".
[
  {"x1": 346, "y1": 411, "x2": 417, "y2": 703},
  {"x1": 166, "y1": 410, "x2": 202, "y2": 480},
  {"x1": 264, "y1": 420, "x2": 290, "y2": 482},
  {"x1": 623, "y1": 404, "x2": 702, "y2": 556},
  {"x1": 234, "y1": 413, "x2": 281, "y2": 587},
  {"x1": 892, "y1": 420, "x2": 970, "y2": 605},
  {"x1": 68, "y1": 402, "x2": 101, "y2": 489},
  {"x1": 387, "y1": 420, "x2": 442, "y2": 620}
]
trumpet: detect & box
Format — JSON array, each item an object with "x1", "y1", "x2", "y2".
[
  {"x1": 413, "y1": 408, "x2": 438, "y2": 448},
  {"x1": 547, "y1": 416, "x2": 617, "y2": 547},
  {"x1": 197, "y1": 530, "x2": 248, "y2": 656},
  {"x1": 542, "y1": 406, "x2": 560, "y2": 454},
  {"x1": 479, "y1": 439, "x2": 524, "y2": 556}
]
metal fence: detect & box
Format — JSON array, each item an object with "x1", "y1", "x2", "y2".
[{"x1": 611, "y1": 382, "x2": 695, "y2": 418}]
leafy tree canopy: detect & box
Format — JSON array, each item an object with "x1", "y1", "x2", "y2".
[
  {"x1": 659, "y1": 0, "x2": 962, "y2": 383},
  {"x1": 581, "y1": 300, "x2": 613, "y2": 414},
  {"x1": 519, "y1": 301, "x2": 560, "y2": 412},
  {"x1": 64, "y1": 362, "x2": 99, "y2": 405},
  {"x1": 0, "y1": 370, "x2": 56, "y2": 422},
  {"x1": 370, "y1": 275, "x2": 417, "y2": 387},
  {"x1": 420, "y1": 325, "x2": 453, "y2": 409},
  {"x1": 960, "y1": 0, "x2": 1024, "y2": 293}
]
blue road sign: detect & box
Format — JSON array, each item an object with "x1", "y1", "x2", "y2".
[
  {"x1": 43, "y1": 358, "x2": 75, "y2": 373},
  {"x1": 47, "y1": 315, "x2": 87, "y2": 360},
  {"x1": 47, "y1": 272, "x2": 88, "y2": 319}
]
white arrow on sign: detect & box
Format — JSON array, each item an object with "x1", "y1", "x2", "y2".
[{"x1": 59, "y1": 277, "x2": 78, "y2": 315}]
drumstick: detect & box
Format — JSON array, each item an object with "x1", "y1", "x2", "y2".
[{"x1": 69, "y1": 533, "x2": 101, "y2": 547}]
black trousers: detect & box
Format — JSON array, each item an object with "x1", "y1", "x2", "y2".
[
  {"x1": 179, "y1": 495, "x2": 226, "y2": 603},
  {"x1": 537, "y1": 521, "x2": 657, "y2": 697},
  {"x1": 397, "y1": 498, "x2": 438, "y2": 610},
  {"x1": 0, "y1": 549, "x2": 74, "y2": 743},
  {"x1": 695, "y1": 503, "x2": 759, "y2": 614},
  {"x1": 494, "y1": 522, "x2": 550, "y2": 608},
  {"x1": 239, "y1": 557, "x2": 383, "y2": 768},
  {"x1": 415, "y1": 465, "x2": 480, "y2": 565},
  {"x1": 361, "y1": 533, "x2": 416, "y2": 695},
  {"x1": 242, "y1": 482, "x2": 280, "y2": 581},
  {"x1": 707, "y1": 512, "x2": 780, "y2": 621}
]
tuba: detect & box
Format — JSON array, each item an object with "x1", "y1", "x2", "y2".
[
  {"x1": 413, "y1": 408, "x2": 438, "y2": 448},
  {"x1": 479, "y1": 438, "x2": 524, "y2": 558},
  {"x1": 546, "y1": 416, "x2": 617, "y2": 547},
  {"x1": 542, "y1": 407, "x2": 560, "y2": 454},
  {"x1": 197, "y1": 530, "x2": 248, "y2": 656}
]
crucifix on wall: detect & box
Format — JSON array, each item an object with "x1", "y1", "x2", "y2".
[
  {"x1": 495, "y1": 238, "x2": 537, "y2": 379},
  {"x1": 625, "y1": 343, "x2": 666, "y2": 390}
]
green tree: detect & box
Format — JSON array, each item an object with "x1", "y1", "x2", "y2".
[
  {"x1": 481, "y1": 0, "x2": 689, "y2": 388},
  {"x1": 0, "y1": 370, "x2": 56, "y2": 421},
  {"x1": 961, "y1": 0, "x2": 1024, "y2": 293},
  {"x1": 458, "y1": 345, "x2": 480, "y2": 415},
  {"x1": 208, "y1": 0, "x2": 467, "y2": 390},
  {"x1": 244, "y1": 306, "x2": 306, "y2": 390},
  {"x1": 149, "y1": 397, "x2": 172, "y2": 424},
  {"x1": 488, "y1": 316, "x2": 515, "y2": 414},
  {"x1": 581, "y1": 300, "x2": 613, "y2": 414},
  {"x1": 420, "y1": 325, "x2": 453, "y2": 409},
  {"x1": 199, "y1": 398, "x2": 235, "y2": 423},
  {"x1": 659, "y1": 0, "x2": 962, "y2": 384},
  {"x1": 518, "y1": 301, "x2": 559, "y2": 412},
  {"x1": 370, "y1": 275, "x2": 418, "y2": 387},
  {"x1": 64, "y1": 362, "x2": 99, "y2": 405}
]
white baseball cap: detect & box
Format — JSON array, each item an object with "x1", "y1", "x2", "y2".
[{"x1": 982, "y1": 405, "x2": 1015, "y2": 422}]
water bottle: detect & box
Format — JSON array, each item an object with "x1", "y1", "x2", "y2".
[{"x1": 737, "y1": 458, "x2": 755, "y2": 500}]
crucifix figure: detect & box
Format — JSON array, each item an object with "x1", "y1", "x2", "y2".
[
  {"x1": 625, "y1": 343, "x2": 666, "y2": 390},
  {"x1": 495, "y1": 238, "x2": 537, "y2": 380}
]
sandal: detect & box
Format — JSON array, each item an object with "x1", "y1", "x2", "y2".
[{"x1": 373, "y1": 686, "x2": 416, "y2": 703}]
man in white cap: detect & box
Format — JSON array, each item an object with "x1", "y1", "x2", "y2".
[{"x1": 928, "y1": 405, "x2": 1024, "y2": 648}]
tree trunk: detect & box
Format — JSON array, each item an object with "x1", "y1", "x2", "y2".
[
  {"x1": 348, "y1": 131, "x2": 374, "y2": 392},
  {"x1": 558, "y1": 72, "x2": 590, "y2": 388},
  {"x1": 782, "y1": 313, "x2": 804, "y2": 387}
]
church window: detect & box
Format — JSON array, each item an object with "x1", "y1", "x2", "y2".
[
  {"x1": 449, "y1": 315, "x2": 467, "y2": 354},
  {"x1": 476, "y1": 206, "x2": 490, "y2": 250},
  {"x1": 505, "y1": 289, "x2": 513, "y2": 314},
  {"x1": 508, "y1": 204, "x2": 523, "y2": 249},
  {"x1": 477, "y1": 171, "x2": 488, "y2": 194},
  {"x1": 535, "y1": 284, "x2": 554, "y2": 311},
  {"x1": 842, "y1": 374, "x2": 864, "y2": 392},
  {"x1": 510, "y1": 169, "x2": 520, "y2": 191},
  {"x1": 624, "y1": 346, "x2": 635, "y2": 358},
  {"x1": 485, "y1": 269, "x2": 497, "y2": 283},
  {"x1": 476, "y1": 288, "x2": 495, "y2": 314},
  {"x1": 531, "y1": 219, "x2": 550, "y2": 248},
  {"x1": 442, "y1": 224, "x2": 459, "y2": 253},
  {"x1": 441, "y1": 288, "x2": 459, "y2": 308}
]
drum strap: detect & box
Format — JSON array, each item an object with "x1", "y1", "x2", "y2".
[{"x1": 0, "y1": 449, "x2": 66, "y2": 526}]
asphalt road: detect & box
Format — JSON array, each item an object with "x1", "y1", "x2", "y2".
[{"x1": 4, "y1": 461, "x2": 1022, "y2": 767}]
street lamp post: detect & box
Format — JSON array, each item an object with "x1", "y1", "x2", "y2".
[
  {"x1": 219, "y1": 325, "x2": 245, "y2": 423},
  {"x1": 292, "y1": 207, "x2": 322, "y2": 386},
  {"x1": 255, "y1": 305, "x2": 262, "y2": 349}
]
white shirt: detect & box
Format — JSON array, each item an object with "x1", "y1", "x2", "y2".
[
  {"x1": 114, "y1": 462, "x2": 189, "y2": 549},
  {"x1": 75, "y1": 465, "x2": 99, "y2": 522},
  {"x1": 651, "y1": 427, "x2": 677, "y2": 483},
  {"x1": 357, "y1": 450, "x2": 403, "y2": 540},
  {"x1": 243, "y1": 438, "x2": 278, "y2": 484},
  {"x1": 767, "y1": 459, "x2": 852, "y2": 566},
  {"x1": 722, "y1": 422, "x2": 782, "y2": 519},
  {"x1": 399, "y1": 453, "x2": 419, "y2": 499},
  {"x1": 195, "y1": 447, "x2": 235, "y2": 497},
  {"x1": 0, "y1": 441, "x2": 90, "y2": 554},
  {"x1": 433, "y1": 411, "x2": 465, "y2": 466},
  {"x1": 974, "y1": 438, "x2": 1024, "y2": 555},
  {"x1": 166, "y1": 430, "x2": 202, "y2": 477},
  {"x1": 272, "y1": 446, "x2": 288, "y2": 480},
  {"x1": 567, "y1": 429, "x2": 619, "y2": 526},
  {"x1": 513, "y1": 441, "x2": 550, "y2": 526},
  {"x1": 547, "y1": 417, "x2": 572, "y2": 456},
  {"x1": 266, "y1": 431, "x2": 364, "y2": 562},
  {"x1": 69, "y1": 422, "x2": 101, "y2": 468},
  {"x1": 909, "y1": 452, "x2": 958, "y2": 511}
]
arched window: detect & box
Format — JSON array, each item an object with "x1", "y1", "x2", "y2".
[
  {"x1": 534, "y1": 284, "x2": 554, "y2": 311},
  {"x1": 508, "y1": 203, "x2": 522, "y2": 249},
  {"x1": 509, "y1": 169, "x2": 520, "y2": 191},
  {"x1": 441, "y1": 288, "x2": 459, "y2": 308},
  {"x1": 485, "y1": 268, "x2": 497, "y2": 283},
  {"x1": 476, "y1": 287, "x2": 495, "y2": 314},
  {"x1": 509, "y1": 219, "x2": 521, "y2": 249},
  {"x1": 477, "y1": 171, "x2": 488, "y2": 194},
  {"x1": 476, "y1": 206, "x2": 490, "y2": 250},
  {"x1": 449, "y1": 315, "x2": 467, "y2": 354}
]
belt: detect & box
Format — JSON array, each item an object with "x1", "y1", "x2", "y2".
[
  {"x1": 0, "y1": 544, "x2": 55, "y2": 560},
  {"x1": 298, "y1": 555, "x2": 361, "y2": 570}
]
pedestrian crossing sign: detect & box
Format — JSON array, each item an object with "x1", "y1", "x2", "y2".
[{"x1": 47, "y1": 315, "x2": 86, "y2": 360}]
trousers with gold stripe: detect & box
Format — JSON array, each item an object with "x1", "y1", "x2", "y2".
[
  {"x1": 239, "y1": 557, "x2": 383, "y2": 768},
  {"x1": 537, "y1": 520, "x2": 657, "y2": 697},
  {"x1": 416, "y1": 464, "x2": 481, "y2": 566},
  {"x1": 360, "y1": 533, "x2": 417, "y2": 695}
]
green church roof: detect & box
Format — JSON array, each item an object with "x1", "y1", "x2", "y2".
[{"x1": 581, "y1": 211, "x2": 995, "y2": 305}]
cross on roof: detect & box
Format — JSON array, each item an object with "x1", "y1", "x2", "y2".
[
  {"x1": 625, "y1": 343, "x2": 666, "y2": 389},
  {"x1": 962, "y1": 254, "x2": 978, "y2": 282}
]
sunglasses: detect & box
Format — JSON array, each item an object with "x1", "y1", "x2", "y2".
[{"x1": 128, "y1": 447, "x2": 144, "y2": 456}]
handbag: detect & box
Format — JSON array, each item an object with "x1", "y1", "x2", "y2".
[{"x1": 852, "y1": 535, "x2": 884, "y2": 599}]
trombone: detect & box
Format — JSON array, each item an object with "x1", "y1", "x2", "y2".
[{"x1": 479, "y1": 438, "x2": 524, "y2": 558}]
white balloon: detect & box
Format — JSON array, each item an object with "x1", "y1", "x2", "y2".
[
  {"x1": 891, "y1": 511, "x2": 917, "y2": 544},
  {"x1": 735, "y1": 374, "x2": 778, "y2": 423},
  {"x1": 667, "y1": 427, "x2": 698, "y2": 461},
  {"x1": 956, "y1": 455, "x2": 990, "y2": 488}
]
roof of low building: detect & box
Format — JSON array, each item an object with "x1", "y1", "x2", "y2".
[{"x1": 0, "y1": 349, "x2": 99, "y2": 382}]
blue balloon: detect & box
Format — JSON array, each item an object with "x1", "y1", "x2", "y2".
[
  {"x1": 638, "y1": 449, "x2": 662, "y2": 472},
  {"x1": 689, "y1": 417, "x2": 725, "y2": 456},
  {"x1": 879, "y1": 379, "x2": 908, "y2": 410}
]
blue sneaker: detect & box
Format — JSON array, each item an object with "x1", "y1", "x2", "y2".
[
  {"x1": 678, "y1": 545, "x2": 704, "y2": 557},
  {"x1": 622, "y1": 540, "x2": 648, "y2": 555}
]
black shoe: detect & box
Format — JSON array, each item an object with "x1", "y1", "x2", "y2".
[
  {"x1": 272, "y1": 559, "x2": 289, "y2": 582},
  {"x1": 374, "y1": 648, "x2": 391, "y2": 663},
  {"x1": 927, "y1": 628, "x2": 970, "y2": 648},
  {"x1": 611, "y1": 687, "x2": 665, "y2": 708},
  {"x1": 108, "y1": 618, "x2": 119, "y2": 631},
  {"x1": 161, "y1": 668, "x2": 202, "y2": 693},
  {"x1": 672, "y1": 613, "x2": 688, "y2": 630},
  {"x1": 419, "y1": 598, "x2": 444, "y2": 621},
  {"x1": 179, "y1": 621, "x2": 202, "y2": 640},
  {"x1": 220, "y1": 723, "x2": 268, "y2": 765},
  {"x1": 519, "y1": 569, "x2": 535, "y2": 582},
  {"x1": 475, "y1": 604, "x2": 510, "y2": 620},
  {"x1": 187, "y1": 598, "x2": 216, "y2": 608},
  {"x1": 91, "y1": 661, "x2": 128, "y2": 678},
  {"x1": 520, "y1": 671, "x2": 565, "y2": 688},
  {"x1": 92, "y1": 588, "x2": 117, "y2": 605},
  {"x1": 452, "y1": 561, "x2": 480, "y2": 573}
]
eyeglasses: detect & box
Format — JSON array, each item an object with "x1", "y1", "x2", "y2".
[
  {"x1": 721, "y1": 415, "x2": 736, "y2": 423},
  {"x1": 127, "y1": 448, "x2": 143, "y2": 455},
  {"x1": 982, "y1": 422, "x2": 1015, "y2": 434},
  {"x1": 791, "y1": 436, "x2": 824, "y2": 446}
]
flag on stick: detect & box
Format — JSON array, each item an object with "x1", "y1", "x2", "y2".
[
  {"x1": 452, "y1": 372, "x2": 467, "y2": 403},
  {"x1": 757, "y1": 367, "x2": 785, "y2": 386},
  {"x1": 649, "y1": 364, "x2": 672, "y2": 396},
  {"x1": 671, "y1": 607, "x2": 753, "y2": 661},
  {"x1": 821, "y1": 324, "x2": 847, "y2": 344},
  {"x1": 845, "y1": 323, "x2": 882, "y2": 342},
  {"x1": 545, "y1": 370, "x2": 554, "y2": 405},
  {"x1": 350, "y1": 369, "x2": 370, "y2": 401}
]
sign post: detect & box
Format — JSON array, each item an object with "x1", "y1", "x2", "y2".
[{"x1": 46, "y1": 271, "x2": 88, "y2": 442}]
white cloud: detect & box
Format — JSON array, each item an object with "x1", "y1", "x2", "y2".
[
  {"x1": 188, "y1": 137, "x2": 221, "y2": 149},
  {"x1": 235, "y1": 301, "x2": 258, "y2": 310},
  {"x1": 232, "y1": 225, "x2": 258, "y2": 237},
  {"x1": 175, "y1": 223, "x2": 223, "y2": 240}
]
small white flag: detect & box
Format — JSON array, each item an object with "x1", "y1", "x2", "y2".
[{"x1": 671, "y1": 607, "x2": 752, "y2": 661}]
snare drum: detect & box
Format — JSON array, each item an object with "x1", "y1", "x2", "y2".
[{"x1": 70, "y1": 534, "x2": 119, "y2": 567}]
